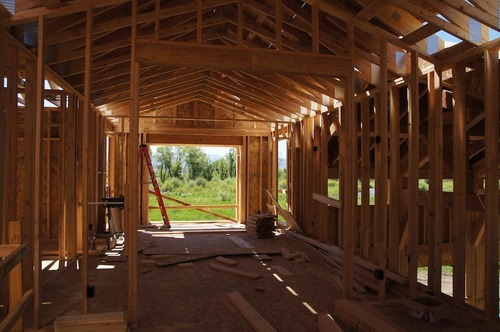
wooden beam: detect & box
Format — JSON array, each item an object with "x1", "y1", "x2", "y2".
[
  {"x1": 360, "y1": 98, "x2": 371, "y2": 260},
  {"x1": 8, "y1": 221, "x2": 22, "y2": 331},
  {"x1": 440, "y1": 0, "x2": 499, "y2": 32},
  {"x1": 3, "y1": 46, "x2": 18, "y2": 246},
  {"x1": 356, "y1": 0, "x2": 387, "y2": 21},
  {"x1": 483, "y1": 47, "x2": 499, "y2": 319},
  {"x1": 388, "y1": 85, "x2": 401, "y2": 274},
  {"x1": 127, "y1": 0, "x2": 139, "y2": 325},
  {"x1": 135, "y1": 40, "x2": 352, "y2": 77},
  {"x1": 0, "y1": 290, "x2": 34, "y2": 332},
  {"x1": 376, "y1": 36, "x2": 388, "y2": 302},
  {"x1": 0, "y1": 8, "x2": 4, "y2": 247},
  {"x1": 23, "y1": 59, "x2": 36, "y2": 292},
  {"x1": 33, "y1": 15, "x2": 46, "y2": 330},
  {"x1": 342, "y1": 22, "x2": 356, "y2": 300},
  {"x1": 0, "y1": 0, "x2": 129, "y2": 26},
  {"x1": 452, "y1": 62, "x2": 466, "y2": 306},
  {"x1": 312, "y1": 193, "x2": 341, "y2": 209},
  {"x1": 145, "y1": 134, "x2": 243, "y2": 145},
  {"x1": 81, "y1": 6, "x2": 93, "y2": 315},
  {"x1": 387, "y1": 0, "x2": 476, "y2": 44},
  {"x1": 427, "y1": 66, "x2": 443, "y2": 295},
  {"x1": 226, "y1": 292, "x2": 276, "y2": 332},
  {"x1": 407, "y1": 51, "x2": 419, "y2": 297}
]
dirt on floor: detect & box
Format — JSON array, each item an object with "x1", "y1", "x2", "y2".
[{"x1": 14, "y1": 222, "x2": 500, "y2": 331}]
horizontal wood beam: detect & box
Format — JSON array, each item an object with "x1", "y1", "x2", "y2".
[
  {"x1": 145, "y1": 134, "x2": 243, "y2": 145},
  {"x1": 136, "y1": 40, "x2": 352, "y2": 77},
  {"x1": 312, "y1": 192, "x2": 342, "y2": 209}
]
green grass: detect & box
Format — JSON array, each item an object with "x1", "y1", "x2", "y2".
[{"x1": 149, "y1": 177, "x2": 236, "y2": 221}]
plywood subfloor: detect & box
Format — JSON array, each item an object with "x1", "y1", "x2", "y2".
[{"x1": 17, "y1": 223, "x2": 500, "y2": 331}]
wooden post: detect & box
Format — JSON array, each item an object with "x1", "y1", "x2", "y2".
[
  {"x1": 238, "y1": 139, "x2": 247, "y2": 221},
  {"x1": 81, "y1": 6, "x2": 93, "y2": 314},
  {"x1": 312, "y1": 3, "x2": 319, "y2": 54},
  {"x1": 59, "y1": 95, "x2": 67, "y2": 259},
  {"x1": 377, "y1": 36, "x2": 388, "y2": 302},
  {"x1": 141, "y1": 143, "x2": 150, "y2": 224},
  {"x1": 0, "y1": 30, "x2": 5, "y2": 245},
  {"x1": 407, "y1": 51, "x2": 419, "y2": 297},
  {"x1": 320, "y1": 114, "x2": 329, "y2": 242},
  {"x1": 427, "y1": 66, "x2": 443, "y2": 294},
  {"x1": 8, "y1": 221, "x2": 22, "y2": 331},
  {"x1": 342, "y1": 21, "x2": 356, "y2": 299},
  {"x1": 313, "y1": 115, "x2": 322, "y2": 239},
  {"x1": 275, "y1": 0, "x2": 282, "y2": 50},
  {"x1": 237, "y1": 0, "x2": 243, "y2": 46},
  {"x1": 388, "y1": 86, "x2": 401, "y2": 274},
  {"x1": 483, "y1": 47, "x2": 499, "y2": 319},
  {"x1": 23, "y1": 59, "x2": 36, "y2": 291},
  {"x1": 34, "y1": 14, "x2": 46, "y2": 329},
  {"x1": 452, "y1": 62, "x2": 466, "y2": 306},
  {"x1": 128, "y1": 0, "x2": 139, "y2": 325},
  {"x1": 66, "y1": 95, "x2": 77, "y2": 259},
  {"x1": 4, "y1": 46, "x2": 18, "y2": 246},
  {"x1": 360, "y1": 98, "x2": 371, "y2": 259}
]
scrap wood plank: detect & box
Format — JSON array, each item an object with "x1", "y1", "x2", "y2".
[
  {"x1": 228, "y1": 236, "x2": 255, "y2": 248},
  {"x1": 265, "y1": 190, "x2": 303, "y2": 234},
  {"x1": 215, "y1": 256, "x2": 238, "y2": 266},
  {"x1": 54, "y1": 311, "x2": 127, "y2": 332},
  {"x1": 227, "y1": 291, "x2": 277, "y2": 332},
  {"x1": 318, "y1": 313, "x2": 343, "y2": 332},
  {"x1": 334, "y1": 299, "x2": 403, "y2": 332},
  {"x1": 143, "y1": 246, "x2": 278, "y2": 256},
  {"x1": 209, "y1": 262, "x2": 262, "y2": 279},
  {"x1": 271, "y1": 265, "x2": 295, "y2": 278},
  {"x1": 155, "y1": 249, "x2": 282, "y2": 267},
  {"x1": 254, "y1": 254, "x2": 272, "y2": 261}
]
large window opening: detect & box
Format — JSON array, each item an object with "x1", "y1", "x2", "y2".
[{"x1": 148, "y1": 145, "x2": 238, "y2": 223}]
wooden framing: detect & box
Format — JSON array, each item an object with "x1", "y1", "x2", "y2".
[
  {"x1": 127, "y1": 0, "x2": 139, "y2": 325},
  {"x1": 376, "y1": 36, "x2": 388, "y2": 302},
  {"x1": 136, "y1": 40, "x2": 352, "y2": 77},
  {"x1": 0, "y1": 0, "x2": 499, "y2": 327},
  {"x1": 427, "y1": 66, "x2": 443, "y2": 295},
  {"x1": 34, "y1": 15, "x2": 45, "y2": 329},
  {"x1": 483, "y1": 47, "x2": 499, "y2": 319},
  {"x1": 452, "y1": 62, "x2": 466, "y2": 306},
  {"x1": 407, "y1": 51, "x2": 419, "y2": 297},
  {"x1": 81, "y1": 6, "x2": 93, "y2": 314},
  {"x1": 388, "y1": 86, "x2": 400, "y2": 273}
]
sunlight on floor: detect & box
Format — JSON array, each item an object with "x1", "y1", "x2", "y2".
[{"x1": 96, "y1": 264, "x2": 115, "y2": 270}]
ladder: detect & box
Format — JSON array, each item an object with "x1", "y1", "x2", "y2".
[{"x1": 139, "y1": 144, "x2": 171, "y2": 228}]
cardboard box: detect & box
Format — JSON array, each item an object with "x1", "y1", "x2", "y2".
[{"x1": 405, "y1": 297, "x2": 451, "y2": 324}]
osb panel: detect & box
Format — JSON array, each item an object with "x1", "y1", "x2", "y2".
[
  {"x1": 247, "y1": 136, "x2": 269, "y2": 215},
  {"x1": 16, "y1": 141, "x2": 24, "y2": 222},
  {"x1": 260, "y1": 137, "x2": 269, "y2": 210},
  {"x1": 16, "y1": 139, "x2": 61, "y2": 240},
  {"x1": 143, "y1": 101, "x2": 270, "y2": 131}
]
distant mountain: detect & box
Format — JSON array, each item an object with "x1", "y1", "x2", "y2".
[
  {"x1": 207, "y1": 154, "x2": 223, "y2": 162},
  {"x1": 278, "y1": 158, "x2": 286, "y2": 169}
]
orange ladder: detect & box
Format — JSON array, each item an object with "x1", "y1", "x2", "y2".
[{"x1": 139, "y1": 144, "x2": 171, "y2": 228}]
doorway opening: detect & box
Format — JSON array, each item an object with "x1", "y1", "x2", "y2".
[{"x1": 145, "y1": 145, "x2": 238, "y2": 225}]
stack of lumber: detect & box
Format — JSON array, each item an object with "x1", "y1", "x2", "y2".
[
  {"x1": 246, "y1": 213, "x2": 276, "y2": 238},
  {"x1": 54, "y1": 311, "x2": 127, "y2": 332}
]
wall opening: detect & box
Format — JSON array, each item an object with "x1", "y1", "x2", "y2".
[{"x1": 147, "y1": 145, "x2": 238, "y2": 223}]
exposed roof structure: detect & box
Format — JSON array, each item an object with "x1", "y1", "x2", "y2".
[
  {"x1": 1, "y1": 0, "x2": 499, "y2": 127},
  {"x1": 1, "y1": 1, "x2": 499, "y2": 330}
]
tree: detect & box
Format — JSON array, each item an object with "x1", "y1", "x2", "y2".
[
  {"x1": 154, "y1": 146, "x2": 174, "y2": 182},
  {"x1": 226, "y1": 148, "x2": 236, "y2": 177},
  {"x1": 183, "y1": 147, "x2": 209, "y2": 180}
]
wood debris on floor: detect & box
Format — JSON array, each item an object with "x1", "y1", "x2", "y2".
[
  {"x1": 245, "y1": 213, "x2": 276, "y2": 238},
  {"x1": 54, "y1": 311, "x2": 127, "y2": 332}
]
